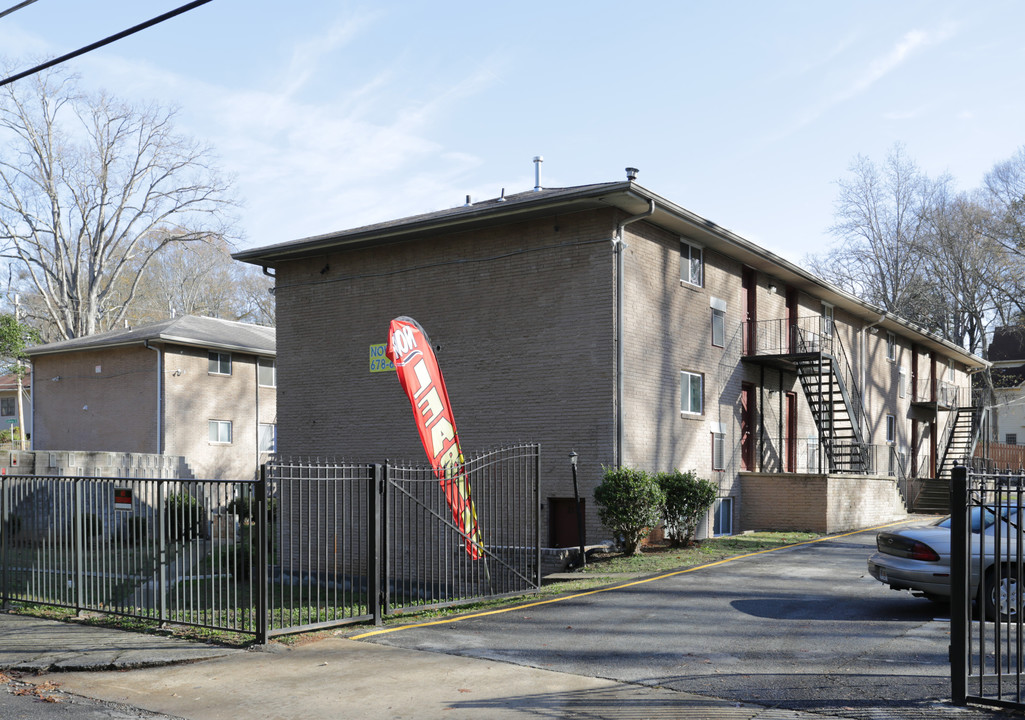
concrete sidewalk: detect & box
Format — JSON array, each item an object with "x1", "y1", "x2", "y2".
[{"x1": 0, "y1": 612, "x2": 860, "y2": 720}]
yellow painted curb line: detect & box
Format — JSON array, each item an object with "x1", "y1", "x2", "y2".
[{"x1": 349, "y1": 518, "x2": 917, "y2": 640}]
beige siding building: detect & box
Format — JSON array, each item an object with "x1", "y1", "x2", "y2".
[
  {"x1": 236, "y1": 175, "x2": 985, "y2": 544},
  {"x1": 27, "y1": 316, "x2": 276, "y2": 480}
]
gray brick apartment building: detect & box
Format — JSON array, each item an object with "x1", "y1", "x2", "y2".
[
  {"x1": 236, "y1": 173, "x2": 985, "y2": 546},
  {"x1": 27, "y1": 315, "x2": 277, "y2": 481}
]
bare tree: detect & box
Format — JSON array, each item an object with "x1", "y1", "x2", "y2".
[
  {"x1": 809, "y1": 144, "x2": 947, "y2": 321},
  {"x1": 985, "y1": 146, "x2": 1025, "y2": 255},
  {"x1": 117, "y1": 232, "x2": 274, "y2": 326},
  {"x1": 0, "y1": 68, "x2": 234, "y2": 339}
]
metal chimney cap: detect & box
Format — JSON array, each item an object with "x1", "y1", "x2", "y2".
[{"x1": 625, "y1": 167, "x2": 639, "y2": 181}]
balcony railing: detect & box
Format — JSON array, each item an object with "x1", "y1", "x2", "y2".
[
  {"x1": 764, "y1": 439, "x2": 923, "y2": 478},
  {"x1": 743, "y1": 317, "x2": 834, "y2": 358},
  {"x1": 911, "y1": 377, "x2": 967, "y2": 408}
]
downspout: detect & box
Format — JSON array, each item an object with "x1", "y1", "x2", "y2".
[
  {"x1": 254, "y1": 357, "x2": 261, "y2": 481},
  {"x1": 144, "y1": 341, "x2": 162, "y2": 455},
  {"x1": 614, "y1": 198, "x2": 655, "y2": 467},
  {"x1": 28, "y1": 365, "x2": 34, "y2": 450}
]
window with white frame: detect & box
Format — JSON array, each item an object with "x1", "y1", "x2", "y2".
[
  {"x1": 711, "y1": 297, "x2": 726, "y2": 347},
  {"x1": 886, "y1": 414, "x2": 896, "y2": 444},
  {"x1": 886, "y1": 332, "x2": 896, "y2": 361},
  {"x1": 713, "y1": 498, "x2": 733, "y2": 536},
  {"x1": 681, "y1": 371, "x2": 703, "y2": 415},
  {"x1": 208, "y1": 420, "x2": 232, "y2": 444},
  {"x1": 259, "y1": 423, "x2": 276, "y2": 452},
  {"x1": 898, "y1": 367, "x2": 907, "y2": 398},
  {"x1": 712, "y1": 431, "x2": 725, "y2": 470},
  {"x1": 680, "y1": 240, "x2": 703, "y2": 287},
  {"x1": 258, "y1": 357, "x2": 276, "y2": 387},
  {"x1": 208, "y1": 351, "x2": 231, "y2": 376},
  {"x1": 1007, "y1": 433, "x2": 1018, "y2": 446},
  {"x1": 0, "y1": 397, "x2": 14, "y2": 416},
  {"x1": 821, "y1": 303, "x2": 834, "y2": 338}
]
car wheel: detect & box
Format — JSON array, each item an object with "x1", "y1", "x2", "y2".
[{"x1": 983, "y1": 564, "x2": 1024, "y2": 622}]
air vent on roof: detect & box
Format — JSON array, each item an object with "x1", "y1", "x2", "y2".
[
  {"x1": 626, "y1": 167, "x2": 638, "y2": 181},
  {"x1": 533, "y1": 155, "x2": 543, "y2": 191}
]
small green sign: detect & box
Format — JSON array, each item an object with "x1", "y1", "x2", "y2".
[{"x1": 369, "y1": 343, "x2": 394, "y2": 373}]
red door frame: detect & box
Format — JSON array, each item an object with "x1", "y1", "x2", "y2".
[
  {"x1": 741, "y1": 382, "x2": 756, "y2": 471},
  {"x1": 785, "y1": 391, "x2": 797, "y2": 472},
  {"x1": 786, "y1": 287, "x2": 798, "y2": 354},
  {"x1": 742, "y1": 267, "x2": 757, "y2": 354}
]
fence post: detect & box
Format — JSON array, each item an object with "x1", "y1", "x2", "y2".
[
  {"x1": 256, "y1": 464, "x2": 269, "y2": 644},
  {"x1": 535, "y1": 444, "x2": 541, "y2": 589},
  {"x1": 370, "y1": 464, "x2": 383, "y2": 626},
  {"x1": 74, "y1": 477, "x2": 84, "y2": 613},
  {"x1": 950, "y1": 464, "x2": 968, "y2": 706},
  {"x1": 157, "y1": 479, "x2": 168, "y2": 624},
  {"x1": 0, "y1": 473, "x2": 6, "y2": 608}
]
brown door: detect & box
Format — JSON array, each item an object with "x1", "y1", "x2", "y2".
[
  {"x1": 930, "y1": 353, "x2": 938, "y2": 403},
  {"x1": 785, "y1": 391, "x2": 797, "y2": 472},
  {"x1": 911, "y1": 421, "x2": 919, "y2": 477},
  {"x1": 929, "y1": 420, "x2": 938, "y2": 477},
  {"x1": 911, "y1": 347, "x2": 919, "y2": 404},
  {"x1": 742, "y1": 267, "x2": 757, "y2": 354},
  {"x1": 549, "y1": 498, "x2": 585, "y2": 548},
  {"x1": 786, "y1": 287, "x2": 798, "y2": 354},
  {"x1": 741, "y1": 383, "x2": 755, "y2": 471}
]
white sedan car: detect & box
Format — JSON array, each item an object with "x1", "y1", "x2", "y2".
[{"x1": 867, "y1": 506, "x2": 1023, "y2": 620}]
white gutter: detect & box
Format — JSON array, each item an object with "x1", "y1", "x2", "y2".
[
  {"x1": 614, "y1": 197, "x2": 655, "y2": 467},
  {"x1": 144, "y1": 341, "x2": 162, "y2": 454}
]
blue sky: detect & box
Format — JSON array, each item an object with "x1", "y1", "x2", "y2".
[{"x1": 1, "y1": 1, "x2": 1024, "y2": 264}]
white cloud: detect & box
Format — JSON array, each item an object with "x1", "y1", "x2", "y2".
[{"x1": 790, "y1": 24, "x2": 957, "y2": 133}]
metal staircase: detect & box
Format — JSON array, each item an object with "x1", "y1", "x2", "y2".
[
  {"x1": 937, "y1": 404, "x2": 983, "y2": 480},
  {"x1": 794, "y1": 351, "x2": 869, "y2": 473}
]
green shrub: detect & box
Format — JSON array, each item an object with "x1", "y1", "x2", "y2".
[
  {"x1": 119, "y1": 516, "x2": 149, "y2": 546},
  {"x1": 165, "y1": 492, "x2": 208, "y2": 543},
  {"x1": 656, "y1": 469, "x2": 717, "y2": 547},
  {"x1": 81, "y1": 512, "x2": 103, "y2": 538},
  {"x1": 227, "y1": 494, "x2": 278, "y2": 524},
  {"x1": 593, "y1": 466, "x2": 665, "y2": 555}
]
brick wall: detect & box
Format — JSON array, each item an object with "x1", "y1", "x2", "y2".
[
  {"x1": 273, "y1": 208, "x2": 618, "y2": 545},
  {"x1": 740, "y1": 472, "x2": 905, "y2": 533}
]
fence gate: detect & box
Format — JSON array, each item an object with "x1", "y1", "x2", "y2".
[
  {"x1": 951, "y1": 465, "x2": 1025, "y2": 711},
  {"x1": 383, "y1": 443, "x2": 541, "y2": 615}
]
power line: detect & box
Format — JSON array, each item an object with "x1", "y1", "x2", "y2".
[
  {"x1": 0, "y1": 1, "x2": 40, "y2": 21},
  {"x1": 0, "y1": 0, "x2": 215, "y2": 88}
]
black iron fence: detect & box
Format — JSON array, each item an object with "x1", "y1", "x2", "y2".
[
  {"x1": 0, "y1": 444, "x2": 540, "y2": 643},
  {"x1": 951, "y1": 465, "x2": 1025, "y2": 711}
]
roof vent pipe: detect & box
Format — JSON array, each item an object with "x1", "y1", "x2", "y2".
[
  {"x1": 625, "y1": 167, "x2": 638, "y2": 181},
  {"x1": 533, "y1": 155, "x2": 543, "y2": 191},
  {"x1": 464, "y1": 194, "x2": 471, "y2": 206}
]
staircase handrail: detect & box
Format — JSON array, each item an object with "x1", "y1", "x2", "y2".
[{"x1": 821, "y1": 326, "x2": 867, "y2": 437}]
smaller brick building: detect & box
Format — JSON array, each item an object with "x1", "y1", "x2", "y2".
[{"x1": 27, "y1": 316, "x2": 276, "y2": 480}]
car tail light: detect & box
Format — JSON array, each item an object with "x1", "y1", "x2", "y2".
[{"x1": 908, "y1": 541, "x2": 940, "y2": 561}]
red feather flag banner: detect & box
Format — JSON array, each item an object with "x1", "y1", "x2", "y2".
[{"x1": 385, "y1": 317, "x2": 483, "y2": 559}]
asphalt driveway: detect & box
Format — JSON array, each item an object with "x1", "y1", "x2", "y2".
[{"x1": 355, "y1": 525, "x2": 980, "y2": 717}]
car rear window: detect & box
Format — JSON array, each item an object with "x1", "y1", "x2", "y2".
[{"x1": 937, "y1": 506, "x2": 1019, "y2": 532}]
